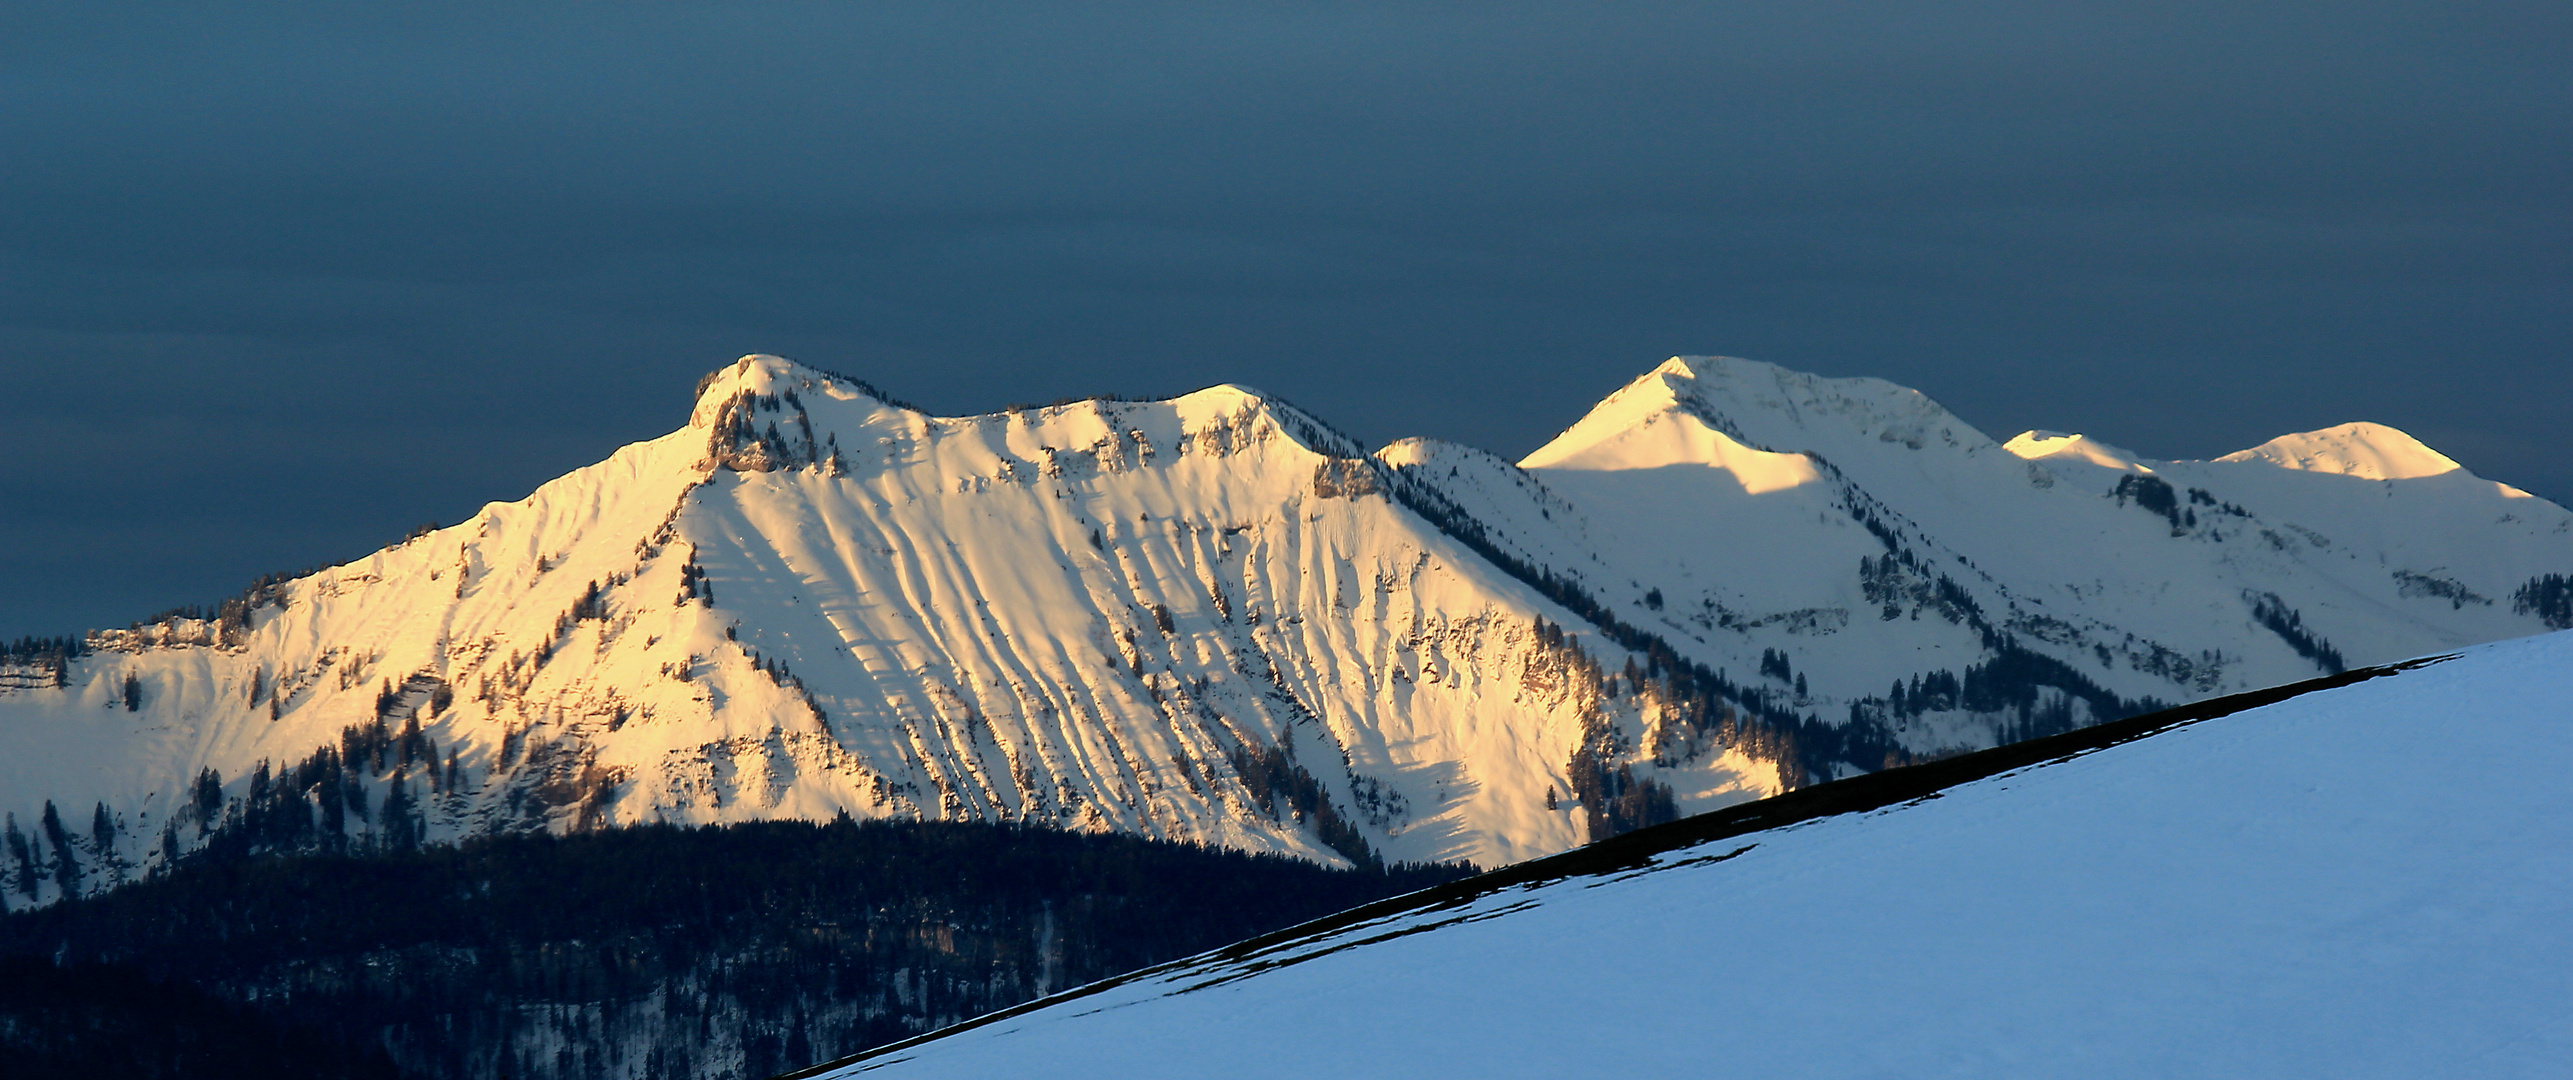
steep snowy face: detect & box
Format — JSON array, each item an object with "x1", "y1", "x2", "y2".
[
  {"x1": 0, "y1": 356, "x2": 1781, "y2": 903},
  {"x1": 647, "y1": 358, "x2": 1784, "y2": 871},
  {"x1": 809, "y1": 632, "x2": 2573, "y2": 1080}
]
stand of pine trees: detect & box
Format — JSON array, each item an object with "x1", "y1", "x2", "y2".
[{"x1": 2514, "y1": 573, "x2": 2573, "y2": 630}]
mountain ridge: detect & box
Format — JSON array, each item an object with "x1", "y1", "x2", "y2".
[{"x1": 3, "y1": 354, "x2": 2565, "y2": 904}]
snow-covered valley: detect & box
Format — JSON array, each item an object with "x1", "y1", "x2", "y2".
[{"x1": 4, "y1": 354, "x2": 2567, "y2": 900}]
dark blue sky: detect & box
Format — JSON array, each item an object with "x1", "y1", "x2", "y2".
[{"x1": 4, "y1": 2, "x2": 2567, "y2": 639}]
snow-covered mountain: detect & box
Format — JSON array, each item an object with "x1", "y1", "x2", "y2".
[
  {"x1": 1390, "y1": 357, "x2": 2572, "y2": 760},
  {"x1": 790, "y1": 631, "x2": 2573, "y2": 1080},
  {"x1": 3, "y1": 355, "x2": 2567, "y2": 902}
]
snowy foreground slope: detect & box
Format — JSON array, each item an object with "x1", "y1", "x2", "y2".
[
  {"x1": 799, "y1": 631, "x2": 2573, "y2": 1080},
  {"x1": 2, "y1": 354, "x2": 2568, "y2": 899}
]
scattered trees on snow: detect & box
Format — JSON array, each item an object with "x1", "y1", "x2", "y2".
[{"x1": 2513, "y1": 573, "x2": 2573, "y2": 630}]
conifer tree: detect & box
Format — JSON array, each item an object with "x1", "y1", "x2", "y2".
[
  {"x1": 193, "y1": 767, "x2": 224, "y2": 828},
  {"x1": 41, "y1": 800, "x2": 81, "y2": 896},
  {"x1": 379, "y1": 771, "x2": 419, "y2": 852},
  {"x1": 399, "y1": 713, "x2": 423, "y2": 769},
  {"x1": 320, "y1": 753, "x2": 348, "y2": 849},
  {"x1": 3, "y1": 814, "x2": 33, "y2": 898}
]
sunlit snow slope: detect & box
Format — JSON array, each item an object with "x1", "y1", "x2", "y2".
[
  {"x1": 0, "y1": 357, "x2": 1777, "y2": 900},
  {"x1": 801, "y1": 631, "x2": 2573, "y2": 1080},
  {"x1": 3, "y1": 354, "x2": 2566, "y2": 903}
]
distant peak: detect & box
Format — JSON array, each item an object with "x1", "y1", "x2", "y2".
[
  {"x1": 2217, "y1": 422, "x2": 2461, "y2": 481},
  {"x1": 1523, "y1": 355, "x2": 1990, "y2": 471},
  {"x1": 689, "y1": 355, "x2": 910, "y2": 428},
  {"x1": 1068, "y1": 382, "x2": 1361, "y2": 455},
  {"x1": 1374, "y1": 436, "x2": 1511, "y2": 472},
  {"x1": 1169, "y1": 383, "x2": 1275, "y2": 412},
  {"x1": 1374, "y1": 437, "x2": 1441, "y2": 469},
  {"x1": 2004, "y1": 430, "x2": 2151, "y2": 473},
  {"x1": 691, "y1": 355, "x2": 807, "y2": 421},
  {"x1": 1650, "y1": 355, "x2": 1708, "y2": 380},
  {"x1": 694, "y1": 353, "x2": 795, "y2": 398}
]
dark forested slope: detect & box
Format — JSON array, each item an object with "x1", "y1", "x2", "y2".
[{"x1": 0, "y1": 820, "x2": 1468, "y2": 1080}]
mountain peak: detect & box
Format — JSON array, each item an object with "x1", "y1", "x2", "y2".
[
  {"x1": 1648, "y1": 355, "x2": 1712, "y2": 381},
  {"x1": 1167, "y1": 382, "x2": 1278, "y2": 416},
  {"x1": 689, "y1": 355, "x2": 895, "y2": 428},
  {"x1": 1519, "y1": 359, "x2": 1709, "y2": 470},
  {"x1": 2217, "y1": 421, "x2": 2460, "y2": 481},
  {"x1": 2003, "y1": 430, "x2": 2152, "y2": 473},
  {"x1": 1522, "y1": 355, "x2": 1993, "y2": 472}
]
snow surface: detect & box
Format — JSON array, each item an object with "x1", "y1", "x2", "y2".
[{"x1": 810, "y1": 630, "x2": 2573, "y2": 1079}]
